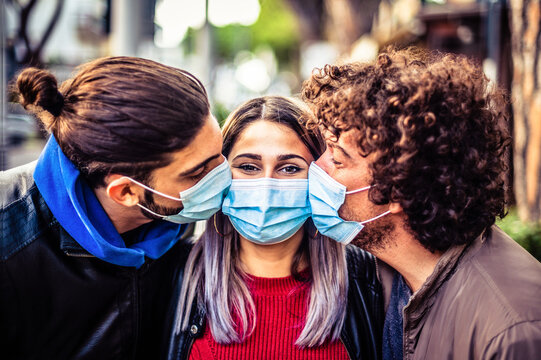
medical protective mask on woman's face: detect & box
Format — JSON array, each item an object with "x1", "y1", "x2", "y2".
[
  {"x1": 308, "y1": 162, "x2": 391, "y2": 244},
  {"x1": 123, "y1": 159, "x2": 232, "y2": 224},
  {"x1": 222, "y1": 178, "x2": 311, "y2": 245}
]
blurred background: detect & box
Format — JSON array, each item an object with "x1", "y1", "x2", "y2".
[{"x1": 1, "y1": 0, "x2": 540, "y2": 259}]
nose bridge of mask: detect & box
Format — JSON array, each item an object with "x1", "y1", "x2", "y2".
[
  {"x1": 226, "y1": 178, "x2": 308, "y2": 208},
  {"x1": 226, "y1": 178, "x2": 273, "y2": 209}
]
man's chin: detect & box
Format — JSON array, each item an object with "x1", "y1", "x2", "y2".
[{"x1": 351, "y1": 223, "x2": 394, "y2": 253}]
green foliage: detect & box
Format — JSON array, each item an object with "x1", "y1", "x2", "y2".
[
  {"x1": 212, "y1": 0, "x2": 299, "y2": 65},
  {"x1": 250, "y1": 0, "x2": 299, "y2": 63},
  {"x1": 213, "y1": 25, "x2": 252, "y2": 60},
  {"x1": 496, "y1": 209, "x2": 541, "y2": 261},
  {"x1": 181, "y1": 28, "x2": 198, "y2": 54},
  {"x1": 212, "y1": 102, "x2": 231, "y2": 127}
]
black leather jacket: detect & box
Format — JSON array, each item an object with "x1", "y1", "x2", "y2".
[
  {"x1": 0, "y1": 162, "x2": 193, "y2": 360},
  {"x1": 164, "y1": 245, "x2": 384, "y2": 360}
]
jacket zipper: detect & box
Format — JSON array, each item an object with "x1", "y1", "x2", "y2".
[
  {"x1": 183, "y1": 336, "x2": 196, "y2": 359},
  {"x1": 402, "y1": 296, "x2": 413, "y2": 360},
  {"x1": 374, "y1": 257, "x2": 381, "y2": 282},
  {"x1": 64, "y1": 251, "x2": 95, "y2": 258}
]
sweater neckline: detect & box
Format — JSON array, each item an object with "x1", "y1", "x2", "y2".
[{"x1": 245, "y1": 269, "x2": 310, "y2": 296}]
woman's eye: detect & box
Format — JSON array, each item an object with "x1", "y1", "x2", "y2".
[
  {"x1": 331, "y1": 157, "x2": 342, "y2": 166},
  {"x1": 238, "y1": 164, "x2": 259, "y2": 172},
  {"x1": 280, "y1": 165, "x2": 302, "y2": 174}
]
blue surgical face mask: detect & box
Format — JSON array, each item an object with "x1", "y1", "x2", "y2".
[
  {"x1": 222, "y1": 178, "x2": 311, "y2": 245},
  {"x1": 124, "y1": 159, "x2": 232, "y2": 224},
  {"x1": 308, "y1": 162, "x2": 391, "y2": 244}
]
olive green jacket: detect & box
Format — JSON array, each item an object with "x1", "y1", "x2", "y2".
[{"x1": 378, "y1": 226, "x2": 541, "y2": 360}]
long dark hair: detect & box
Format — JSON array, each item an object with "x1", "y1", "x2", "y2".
[{"x1": 16, "y1": 56, "x2": 210, "y2": 187}]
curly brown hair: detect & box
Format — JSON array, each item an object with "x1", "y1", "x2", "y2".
[{"x1": 301, "y1": 48, "x2": 510, "y2": 252}]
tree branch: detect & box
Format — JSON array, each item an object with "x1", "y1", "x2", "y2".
[
  {"x1": 18, "y1": 0, "x2": 38, "y2": 54},
  {"x1": 34, "y1": 0, "x2": 64, "y2": 58}
]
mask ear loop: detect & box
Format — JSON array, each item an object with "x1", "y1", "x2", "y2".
[
  {"x1": 121, "y1": 176, "x2": 182, "y2": 201},
  {"x1": 359, "y1": 210, "x2": 392, "y2": 225},
  {"x1": 345, "y1": 185, "x2": 371, "y2": 195}
]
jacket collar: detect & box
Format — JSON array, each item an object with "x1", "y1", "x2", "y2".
[
  {"x1": 375, "y1": 245, "x2": 467, "y2": 319},
  {"x1": 403, "y1": 229, "x2": 490, "y2": 335},
  {"x1": 404, "y1": 243, "x2": 467, "y2": 329},
  {"x1": 59, "y1": 229, "x2": 94, "y2": 257},
  {"x1": 376, "y1": 229, "x2": 490, "y2": 330}
]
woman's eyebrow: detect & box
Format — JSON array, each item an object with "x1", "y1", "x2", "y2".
[
  {"x1": 277, "y1": 154, "x2": 309, "y2": 165},
  {"x1": 232, "y1": 153, "x2": 262, "y2": 161}
]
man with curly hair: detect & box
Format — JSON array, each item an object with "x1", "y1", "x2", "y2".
[{"x1": 302, "y1": 48, "x2": 541, "y2": 360}]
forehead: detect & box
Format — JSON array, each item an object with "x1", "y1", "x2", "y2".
[
  {"x1": 325, "y1": 129, "x2": 360, "y2": 152},
  {"x1": 231, "y1": 120, "x2": 306, "y2": 153}
]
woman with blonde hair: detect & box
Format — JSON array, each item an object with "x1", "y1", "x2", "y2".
[{"x1": 165, "y1": 96, "x2": 383, "y2": 360}]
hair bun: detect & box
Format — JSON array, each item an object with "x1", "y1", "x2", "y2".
[{"x1": 17, "y1": 68, "x2": 64, "y2": 117}]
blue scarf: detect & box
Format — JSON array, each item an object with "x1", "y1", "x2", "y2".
[{"x1": 33, "y1": 136, "x2": 186, "y2": 268}]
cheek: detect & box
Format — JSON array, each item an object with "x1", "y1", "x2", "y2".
[
  {"x1": 339, "y1": 194, "x2": 368, "y2": 222},
  {"x1": 156, "y1": 177, "x2": 196, "y2": 200},
  {"x1": 230, "y1": 168, "x2": 251, "y2": 179},
  {"x1": 338, "y1": 197, "x2": 358, "y2": 221},
  {"x1": 331, "y1": 167, "x2": 359, "y2": 189}
]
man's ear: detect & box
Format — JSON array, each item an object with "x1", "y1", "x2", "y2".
[
  {"x1": 105, "y1": 175, "x2": 141, "y2": 207},
  {"x1": 389, "y1": 202, "x2": 403, "y2": 214}
]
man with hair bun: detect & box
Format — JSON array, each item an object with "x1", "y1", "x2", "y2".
[
  {"x1": 302, "y1": 48, "x2": 541, "y2": 359},
  {"x1": 0, "y1": 57, "x2": 231, "y2": 359}
]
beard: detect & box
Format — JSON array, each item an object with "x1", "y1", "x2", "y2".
[
  {"x1": 139, "y1": 189, "x2": 183, "y2": 221},
  {"x1": 341, "y1": 204, "x2": 395, "y2": 253},
  {"x1": 351, "y1": 222, "x2": 395, "y2": 253}
]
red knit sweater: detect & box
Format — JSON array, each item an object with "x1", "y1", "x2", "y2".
[{"x1": 189, "y1": 273, "x2": 349, "y2": 360}]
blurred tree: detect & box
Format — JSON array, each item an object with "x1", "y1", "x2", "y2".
[
  {"x1": 509, "y1": 0, "x2": 541, "y2": 222},
  {"x1": 283, "y1": 0, "x2": 325, "y2": 41},
  {"x1": 251, "y1": 0, "x2": 300, "y2": 63},
  {"x1": 5, "y1": 0, "x2": 65, "y2": 68},
  {"x1": 211, "y1": 0, "x2": 300, "y2": 66},
  {"x1": 286, "y1": 0, "x2": 381, "y2": 53}
]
